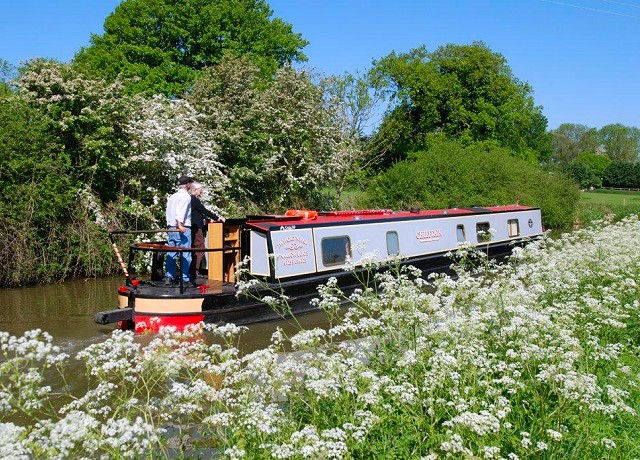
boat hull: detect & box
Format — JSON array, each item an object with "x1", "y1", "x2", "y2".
[{"x1": 117, "y1": 240, "x2": 517, "y2": 331}]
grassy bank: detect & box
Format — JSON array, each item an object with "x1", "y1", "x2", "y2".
[
  {"x1": 1, "y1": 217, "x2": 640, "y2": 458},
  {"x1": 576, "y1": 189, "x2": 640, "y2": 225}
]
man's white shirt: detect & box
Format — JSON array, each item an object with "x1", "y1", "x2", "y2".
[{"x1": 166, "y1": 188, "x2": 191, "y2": 227}]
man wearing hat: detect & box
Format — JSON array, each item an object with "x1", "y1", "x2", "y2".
[{"x1": 165, "y1": 175, "x2": 194, "y2": 286}]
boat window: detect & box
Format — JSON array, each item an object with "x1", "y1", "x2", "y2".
[
  {"x1": 456, "y1": 224, "x2": 466, "y2": 243},
  {"x1": 508, "y1": 219, "x2": 520, "y2": 237},
  {"x1": 476, "y1": 222, "x2": 492, "y2": 242},
  {"x1": 321, "y1": 236, "x2": 351, "y2": 266},
  {"x1": 386, "y1": 231, "x2": 400, "y2": 256}
]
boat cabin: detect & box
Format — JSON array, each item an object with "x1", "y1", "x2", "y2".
[{"x1": 238, "y1": 205, "x2": 541, "y2": 282}]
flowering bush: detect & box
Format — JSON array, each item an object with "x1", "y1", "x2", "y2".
[{"x1": 1, "y1": 217, "x2": 640, "y2": 458}]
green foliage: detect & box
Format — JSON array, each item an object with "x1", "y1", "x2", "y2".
[
  {"x1": 550, "y1": 123, "x2": 600, "y2": 163},
  {"x1": 0, "y1": 96, "x2": 71, "y2": 225},
  {"x1": 16, "y1": 59, "x2": 134, "y2": 202},
  {"x1": 574, "y1": 151, "x2": 611, "y2": 176},
  {"x1": 369, "y1": 42, "x2": 551, "y2": 167},
  {"x1": 0, "y1": 95, "x2": 119, "y2": 286},
  {"x1": 0, "y1": 58, "x2": 15, "y2": 81},
  {"x1": 0, "y1": 58, "x2": 16, "y2": 96},
  {"x1": 322, "y1": 70, "x2": 383, "y2": 139},
  {"x1": 563, "y1": 151, "x2": 611, "y2": 189},
  {"x1": 73, "y1": 0, "x2": 308, "y2": 96},
  {"x1": 599, "y1": 123, "x2": 640, "y2": 162},
  {"x1": 563, "y1": 162, "x2": 601, "y2": 188},
  {"x1": 362, "y1": 138, "x2": 579, "y2": 228},
  {"x1": 550, "y1": 123, "x2": 640, "y2": 164},
  {"x1": 189, "y1": 56, "x2": 358, "y2": 213},
  {"x1": 603, "y1": 161, "x2": 640, "y2": 188}
]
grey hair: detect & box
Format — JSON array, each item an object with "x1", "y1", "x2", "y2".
[{"x1": 191, "y1": 182, "x2": 203, "y2": 192}]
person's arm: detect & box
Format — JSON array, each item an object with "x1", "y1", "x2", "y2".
[
  {"x1": 175, "y1": 195, "x2": 190, "y2": 232},
  {"x1": 193, "y1": 197, "x2": 224, "y2": 222}
]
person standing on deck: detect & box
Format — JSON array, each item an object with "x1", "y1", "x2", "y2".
[
  {"x1": 165, "y1": 175, "x2": 194, "y2": 286},
  {"x1": 189, "y1": 182, "x2": 225, "y2": 282}
]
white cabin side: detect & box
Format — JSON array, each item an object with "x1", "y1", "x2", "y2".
[{"x1": 249, "y1": 209, "x2": 542, "y2": 279}]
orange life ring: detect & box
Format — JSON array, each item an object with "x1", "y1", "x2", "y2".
[{"x1": 285, "y1": 209, "x2": 318, "y2": 220}]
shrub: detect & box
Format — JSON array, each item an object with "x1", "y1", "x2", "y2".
[
  {"x1": 603, "y1": 161, "x2": 640, "y2": 188},
  {"x1": 362, "y1": 139, "x2": 579, "y2": 228},
  {"x1": 0, "y1": 96, "x2": 124, "y2": 286}
]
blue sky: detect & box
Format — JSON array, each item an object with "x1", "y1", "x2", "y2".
[{"x1": 1, "y1": 0, "x2": 638, "y2": 130}]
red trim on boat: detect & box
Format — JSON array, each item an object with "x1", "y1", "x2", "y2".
[
  {"x1": 246, "y1": 207, "x2": 479, "y2": 231},
  {"x1": 134, "y1": 314, "x2": 205, "y2": 332}
]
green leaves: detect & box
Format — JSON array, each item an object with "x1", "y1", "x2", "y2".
[
  {"x1": 551, "y1": 123, "x2": 640, "y2": 164},
  {"x1": 363, "y1": 138, "x2": 579, "y2": 228},
  {"x1": 73, "y1": 0, "x2": 308, "y2": 96},
  {"x1": 370, "y1": 42, "x2": 551, "y2": 167}
]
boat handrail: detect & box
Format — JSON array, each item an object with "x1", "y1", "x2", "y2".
[
  {"x1": 130, "y1": 243, "x2": 241, "y2": 253},
  {"x1": 319, "y1": 209, "x2": 393, "y2": 216},
  {"x1": 109, "y1": 229, "x2": 175, "y2": 236}
]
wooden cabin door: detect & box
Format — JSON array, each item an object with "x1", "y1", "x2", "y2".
[{"x1": 207, "y1": 222, "x2": 241, "y2": 282}]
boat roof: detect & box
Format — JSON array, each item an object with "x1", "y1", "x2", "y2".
[{"x1": 245, "y1": 205, "x2": 537, "y2": 232}]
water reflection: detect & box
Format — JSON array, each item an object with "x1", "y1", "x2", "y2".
[
  {"x1": 0, "y1": 277, "x2": 331, "y2": 355},
  {"x1": 0, "y1": 277, "x2": 121, "y2": 339}
]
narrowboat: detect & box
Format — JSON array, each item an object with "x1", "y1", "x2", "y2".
[{"x1": 95, "y1": 205, "x2": 543, "y2": 332}]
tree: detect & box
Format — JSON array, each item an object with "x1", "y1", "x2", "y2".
[
  {"x1": 188, "y1": 56, "x2": 362, "y2": 212},
  {"x1": 256, "y1": 65, "x2": 356, "y2": 209},
  {"x1": 563, "y1": 162, "x2": 601, "y2": 189},
  {"x1": 369, "y1": 42, "x2": 551, "y2": 166},
  {"x1": 15, "y1": 59, "x2": 134, "y2": 201},
  {"x1": 550, "y1": 123, "x2": 600, "y2": 163},
  {"x1": 0, "y1": 58, "x2": 16, "y2": 96},
  {"x1": 126, "y1": 94, "x2": 229, "y2": 215},
  {"x1": 322, "y1": 70, "x2": 383, "y2": 139},
  {"x1": 574, "y1": 151, "x2": 611, "y2": 177},
  {"x1": 0, "y1": 95, "x2": 71, "y2": 227},
  {"x1": 603, "y1": 161, "x2": 640, "y2": 188},
  {"x1": 550, "y1": 123, "x2": 640, "y2": 164},
  {"x1": 0, "y1": 94, "x2": 74, "y2": 285},
  {"x1": 73, "y1": 0, "x2": 308, "y2": 96},
  {"x1": 598, "y1": 124, "x2": 640, "y2": 162}
]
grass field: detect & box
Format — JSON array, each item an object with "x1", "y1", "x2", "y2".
[{"x1": 577, "y1": 189, "x2": 640, "y2": 225}]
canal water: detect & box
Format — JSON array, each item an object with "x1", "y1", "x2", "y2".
[{"x1": 0, "y1": 276, "x2": 332, "y2": 355}]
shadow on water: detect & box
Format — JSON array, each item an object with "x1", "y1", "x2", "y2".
[
  {"x1": 0, "y1": 276, "x2": 335, "y2": 405},
  {"x1": 0, "y1": 276, "x2": 333, "y2": 355}
]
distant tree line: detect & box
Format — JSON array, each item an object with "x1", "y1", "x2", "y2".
[
  {"x1": 550, "y1": 123, "x2": 640, "y2": 188},
  {"x1": 0, "y1": 0, "x2": 622, "y2": 286}
]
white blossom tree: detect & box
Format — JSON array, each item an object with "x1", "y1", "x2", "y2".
[
  {"x1": 126, "y1": 95, "x2": 229, "y2": 218},
  {"x1": 190, "y1": 56, "x2": 365, "y2": 212},
  {"x1": 16, "y1": 59, "x2": 133, "y2": 202}
]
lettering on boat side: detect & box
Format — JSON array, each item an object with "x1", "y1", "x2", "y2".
[
  {"x1": 277, "y1": 235, "x2": 310, "y2": 266},
  {"x1": 280, "y1": 251, "x2": 310, "y2": 266},
  {"x1": 277, "y1": 235, "x2": 309, "y2": 249},
  {"x1": 416, "y1": 229, "x2": 443, "y2": 243},
  {"x1": 279, "y1": 225, "x2": 296, "y2": 230}
]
